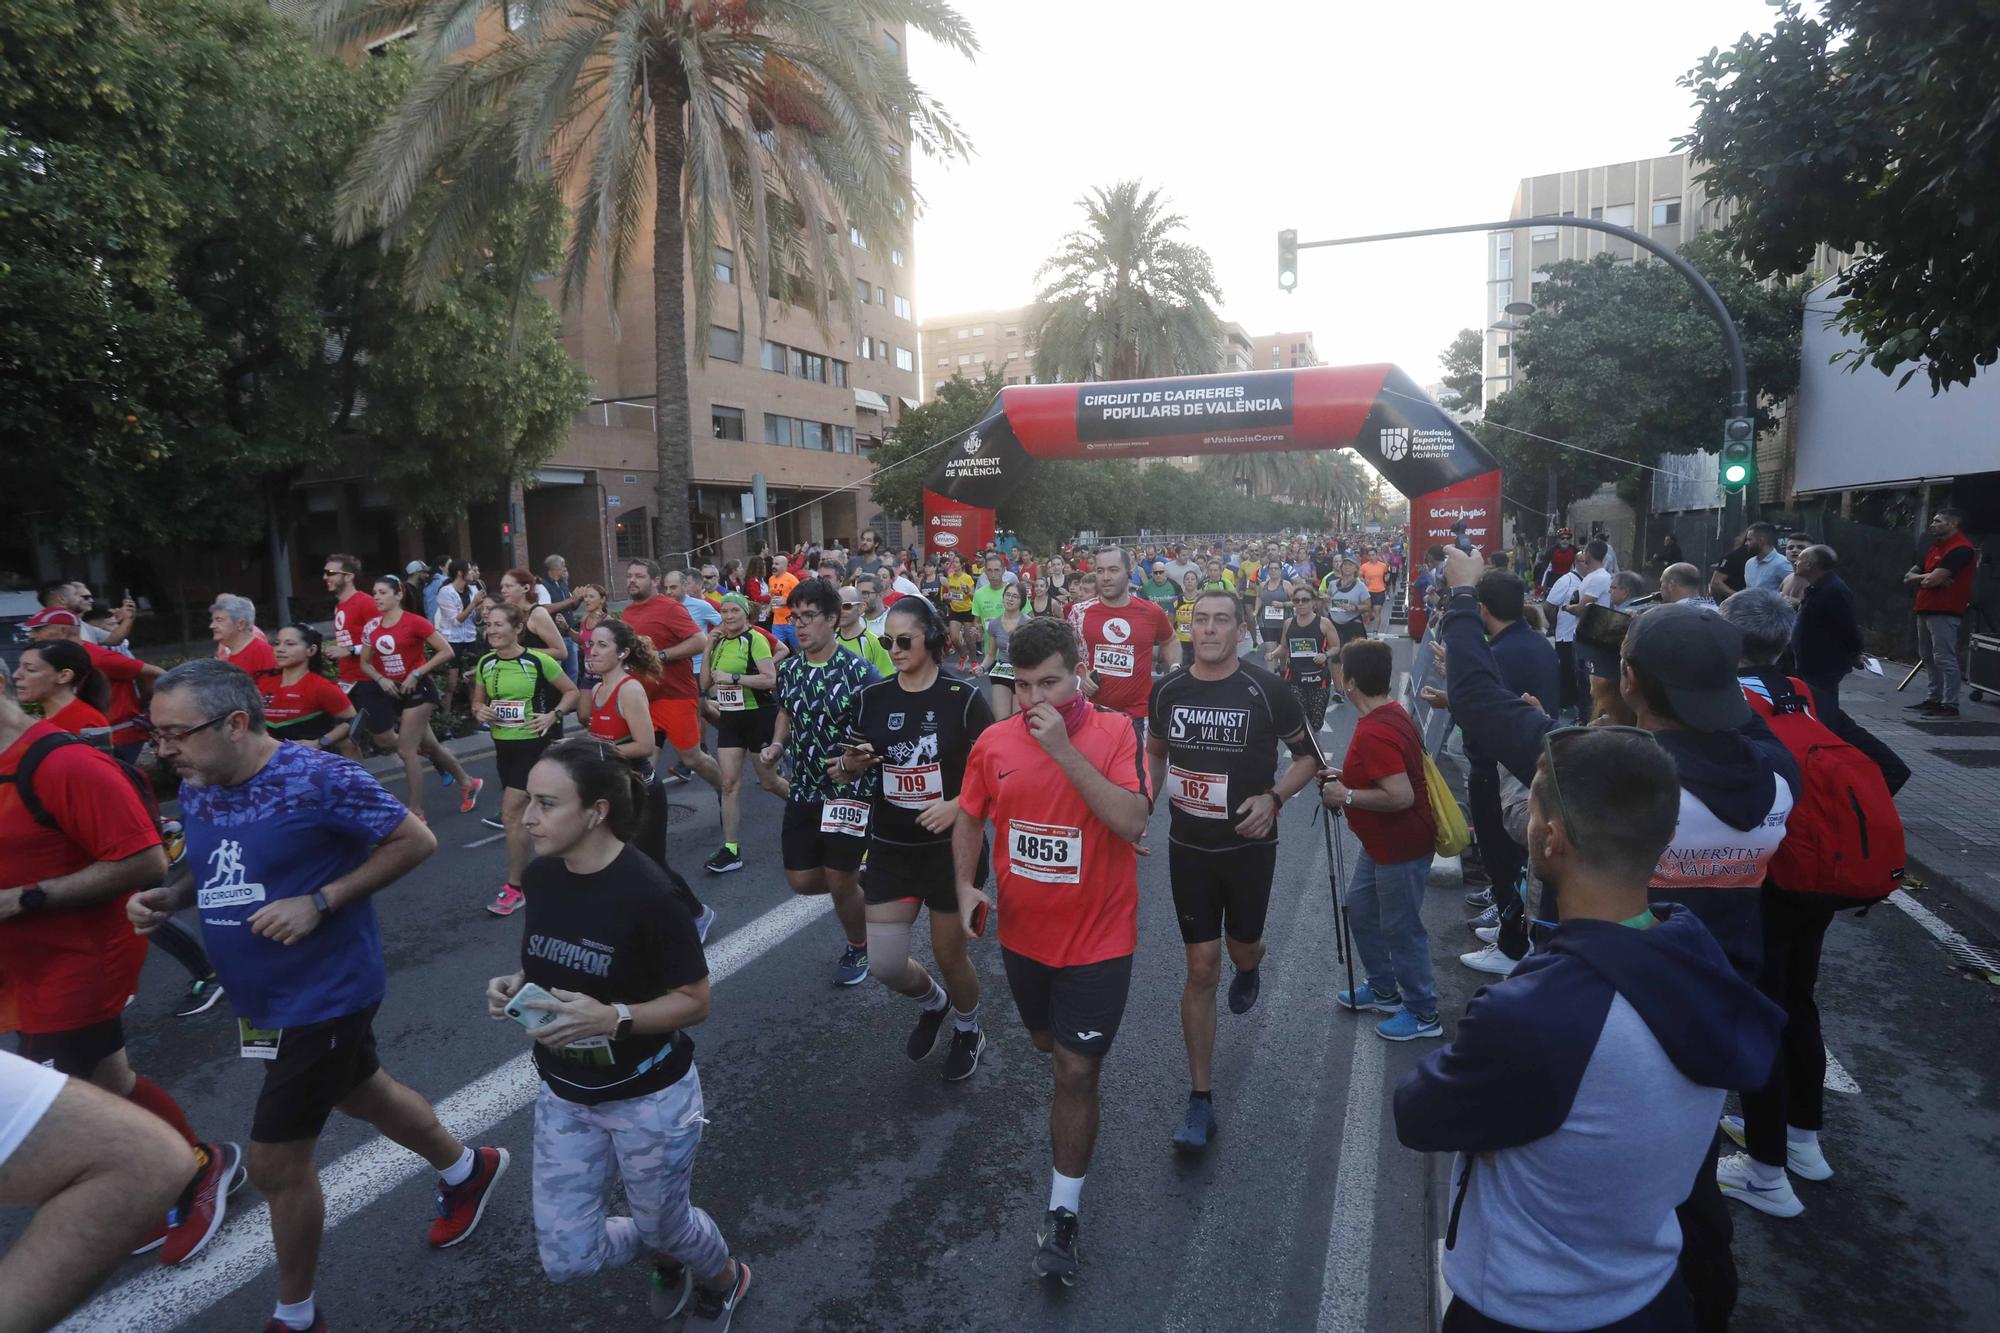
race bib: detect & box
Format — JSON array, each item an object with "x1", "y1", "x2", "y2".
[
  {"x1": 1263, "y1": 605, "x2": 1286, "y2": 623},
  {"x1": 1289, "y1": 637, "x2": 1320, "y2": 659},
  {"x1": 883, "y1": 762, "x2": 943, "y2": 809},
  {"x1": 819, "y1": 798, "x2": 871, "y2": 837},
  {"x1": 1092, "y1": 644, "x2": 1136, "y2": 678},
  {"x1": 490, "y1": 700, "x2": 528, "y2": 726},
  {"x1": 238, "y1": 1021, "x2": 282, "y2": 1061},
  {"x1": 989, "y1": 662, "x2": 1015, "y2": 682},
  {"x1": 1167, "y1": 765, "x2": 1230, "y2": 818},
  {"x1": 1008, "y1": 820, "x2": 1082, "y2": 884},
  {"x1": 713, "y1": 685, "x2": 746, "y2": 711}
]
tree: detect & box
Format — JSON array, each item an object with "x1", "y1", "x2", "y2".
[
  {"x1": 1681, "y1": 0, "x2": 2000, "y2": 390},
  {"x1": 1031, "y1": 181, "x2": 1223, "y2": 384},
  {"x1": 1438, "y1": 328, "x2": 1484, "y2": 411},
  {"x1": 1478, "y1": 232, "x2": 1804, "y2": 511},
  {"x1": 1195, "y1": 449, "x2": 1369, "y2": 526},
  {"x1": 319, "y1": 0, "x2": 976, "y2": 562},
  {"x1": 868, "y1": 367, "x2": 1008, "y2": 524}
]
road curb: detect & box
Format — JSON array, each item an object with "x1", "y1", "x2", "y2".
[{"x1": 1899, "y1": 844, "x2": 2000, "y2": 951}]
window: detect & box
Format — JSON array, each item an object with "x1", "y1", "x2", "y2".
[
  {"x1": 831, "y1": 360, "x2": 849, "y2": 388},
  {"x1": 505, "y1": 4, "x2": 530, "y2": 31},
  {"x1": 876, "y1": 340, "x2": 888, "y2": 362},
  {"x1": 1652, "y1": 198, "x2": 1682, "y2": 227},
  {"x1": 1270, "y1": 347, "x2": 1280, "y2": 367},
  {"x1": 971, "y1": 325, "x2": 985, "y2": 336},
  {"x1": 1530, "y1": 225, "x2": 1558, "y2": 241},
  {"x1": 860, "y1": 335, "x2": 875, "y2": 360},
  {"x1": 707, "y1": 325, "x2": 742, "y2": 362},
  {"x1": 799, "y1": 420, "x2": 825, "y2": 451},
  {"x1": 1497, "y1": 342, "x2": 1511, "y2": 361},
  {"x1": 1004, "y1": 325, "x2": 1019, "y2": 338},
  {"x1": 833, "y1": 426, "x2": 855, "y2": 454},
  {"x1": 849, "y1": 225, "x2": 866, "y2": 249},
  {"x1": 713, "y1": 248, "x2": 735, "y2": 283},
  {"x1": 799, "y1": 352, "x2": 827, "y2": 384},
  {"x1": 893, "y1": 294, "x2": 912, "y2": 320},
  {"x1": 937, "y1": 357, "x2": 949, "y2": 368},
  {"x1": 788, "y1": 347, "x2": 806, "y2": 379},
  {"x1": 763, "y1": 414, "x2": 793, "y2": 447},
  {"x1": 876, "y1": 285, "x2": 887, "y2": 306},
  {"x1": 1492, "y1": 281, "x2": 1512, "y2": 314},
  {"x1": 973, "y1": 353, "x2": 988, "y2": 364},
  {"x1": 894, "y1": 346, "x2": 914, "y2": 372},
  {"x1": 1592, "y1": 203, "x2": 1635, "y2": 227},
  {"x1": 761, "y1": 340, "x2": 785, "y2": 373},
  {"x1": 891, "y1": 248, "x2": 905, "y2": 267},
  {"x1": 882, "y1": 31, "x2": 901, "y2": 57},
  {"x1": 711, "y1": 405, "x2": 745, "y2": 441},
  {"x1": 955, "y1": 327, "x2": 970, "y2": 340},
  {"x1": 958, "y1": 354, "x2": 971, "y2": 365},
  {"x1": 1493, "y1": 236, "x2": 1512, "y2": 281},
  {"x1": 614, "y1": 508, "x2": 649, "y2": 561},
  {"x1": 856, "y1": 278, "x2": 871, "y2": 305}
]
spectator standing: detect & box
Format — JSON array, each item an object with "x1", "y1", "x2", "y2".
[
  {"x1": 1789, "y1": 546, "x2": 1863, "y2": 705},
  {"x1": 1708, "y1": 529, "x2": 1753, "y2": 603},
  {"x1": 432, "y1": 561, "x2": 488, "y2": 712},
  {"x1": 1740, "y1": 523, "x2": 1792, "y2": 593},
  {"x1": 539, "y1": 554, "x2": 584, "y2": 682},
  {"x1": 1658, "y1": 563, "x2": 1715, "y2": 608},
  {"x1": 1904, "y1": 505, "x2": 1977, "y2": 718}
]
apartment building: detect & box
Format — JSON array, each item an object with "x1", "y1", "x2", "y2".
[
  {"x1": 918, "y1": 307, "x2": 1041, "y2": 397},
  {"x1": 1252, "y1": 332, "x2": 1320, "y2": 371}
]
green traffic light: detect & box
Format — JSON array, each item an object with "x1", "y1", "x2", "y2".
[{"x1": 1723, "y1": 464, "x2": 1748, "y2": 483}]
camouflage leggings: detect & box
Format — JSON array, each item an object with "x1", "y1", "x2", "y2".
[{"x1": 532, "y1": 1067, "x2": 730, "y2": 1284}]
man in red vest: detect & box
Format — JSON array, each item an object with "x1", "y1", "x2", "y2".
[{"x1": 1904, "y1": 505, "x2": 1977, "y2": 718}]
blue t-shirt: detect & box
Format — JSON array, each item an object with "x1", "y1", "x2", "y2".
[
  {"x1": 180, "y1": 744, "x2": 408, "y2": 1028},
  {"x1": 682, "y1": 594, "x2": 722, "y2": 675}
]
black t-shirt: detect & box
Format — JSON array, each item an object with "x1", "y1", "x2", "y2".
[
  {"x1": 847, "y1": 672, "x2": 994, "y2": 845},
  {"x1": 519, "y1": 845, "x2": 708, "y2": 1105},
  {"x1": 1149, "y1": 660, "x2": 1313, "y2": 851},
  {"x1": 1714, "y1": 545, "x2": 1751, "y2": 593}
]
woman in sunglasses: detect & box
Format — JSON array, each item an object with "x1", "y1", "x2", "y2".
[
  {"x1": 1282, "y1": 585, "x2": 1338, "y2": 731},
  {"x1": 830, "y1": 598, "x2": 995, "y2": 1081},
  {"x1": 978, "y1": 581, "x2": 1028, "y2": 720}
]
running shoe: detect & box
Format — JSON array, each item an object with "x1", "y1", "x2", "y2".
[
  {"x1": 660, "y1": 768, "x2": 691, "y2": 787},
  {"x1": 1463, "y1": 887, "x2": 1494, "y2": 909},
  {"x1": 1459, "y1": 944, "x2": 1518, "y2": 976},
  {"x1": 1471, "y1": 924, "x2": 1500, "y2": 945},
  {"x1": 1033, "y1": 1208, "x2": 1081, "y2": 1286},
  {"x1": 943, "y1": 1027, "x2": 986, "y2": 1082},
  {"x1": 1226, "y1": 966, "x2": 1261, "y2": 1014},
  {"x1": 487, "y1": 885, "x2": 526, "y2": 917},
  {"x1": 479, "y1": 815, "x2": 505, "y2": 831},
  {"x1": 1335, "y1": 984, "x2": 1403, "y2": 1015},
  {"x1": 1716, "y1": 1151, "x2": 1804, "y2": 1217},
  {"x1": 160, "y1": 1141, "x2": 239, "y2": 1266},
  {"x1": 704, "y1": 846, "x2": 744, "y2": 875},
  {"x1": 651, "y1": 1258, "x2": 694, "y2": 1320},
  {"x1": 833, "y1": 944, "x2": 870, "y2": 987},
  {"x1": 1720, "y1": 1115, "x2": 1834, "y2": 1181},
  {"x1": 685, "y1": 1259, "x2": 752, "y2": 1331},
  {"x1": 176, "y1": 974, "x2": 226, "y2": 1017},
  {"x1": 428, "y1": 1146, "x2": 509, "y2": 1248},
  {"x1": 907, "y1": 1003, "x2": 949, "y2": 1061},
  {"x1": 1467, "y1": 904, "x2": 1500, "y2": 932},
  {"x1": 1906, "y1": 698, "x2": 1942, "y2": 711},
  {"x1": 458, "y1": 777, "x2": 484, "y2": 814},
  {"x1": 1376, "y1": 1009, "x2": 1444, "y2": 1042},
  {"x1": 1171, "y1": 1096, "x2": 1218, "y2": 1154},
  {"x1": 261, "y1": 1316, "x2": 327, "y2": 1333},
  {"x1": 441, "y1": 771, "x2": 456, "y2": 787},
  {"x1": 1920, "y1": 705, "x2": 1961, "y2": 719},
  {"x1": 694, "y1": 905, "x2": 716, "y2": 943}
]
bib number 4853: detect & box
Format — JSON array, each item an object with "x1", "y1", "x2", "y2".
[{"x1": 1008, "y1": 820, "x2": 1082, "y2": 884}]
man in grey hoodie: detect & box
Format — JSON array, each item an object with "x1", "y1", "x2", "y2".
[{"x1": 1395, "y1": 728, "x2": 1784, "y2": 1331}]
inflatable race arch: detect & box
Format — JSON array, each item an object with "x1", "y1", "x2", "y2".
[{"x1": 920, "y1": 364, "x2": 1501, "y2": 561}]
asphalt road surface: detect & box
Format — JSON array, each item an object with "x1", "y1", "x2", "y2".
[{"x1": 10, "y1": 640, "x2": 1999, "y2": 1332}]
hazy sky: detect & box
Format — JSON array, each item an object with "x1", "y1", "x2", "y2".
[{"x1": 908, "y1": 0, "x2": 1780, "y2": 386}]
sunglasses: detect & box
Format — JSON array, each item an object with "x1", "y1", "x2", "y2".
[
  {"x1": 878, "y1": 633, "x2": 921, "y2": 651},
  {"x1": 139, "y1": 712, "x2": 237, "y2": 745},
  {"x1": 1538, "y1": 725, "x2": 1657, "y2": 850},
  {"x1": 840, "y1": 603, "x2": 861, "y2": 611},
  {"x1": 322, "y1": 569, "x2": 345, "y2": 578}
]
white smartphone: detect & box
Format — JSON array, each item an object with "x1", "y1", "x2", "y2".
[{"x1": 504, "y1": 981, "x2": 561, "y2": 1030}]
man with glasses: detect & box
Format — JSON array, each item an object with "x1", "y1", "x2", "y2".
[
  {"x1": 855, "y1": 573, "x2": 889, "y2": 638},
  {"x1": 759, "y1": 579, "x2": 882, "y2": 986},
  {"x1": 698, "y1": 565, "x2": 725, "y2": 610},
  {"x1": 127, "y1": 661, "x2": 509, "y2": 1333},
  {"x1": 1395, "y1": 727, "x2": 1784, "y2": 1333},
  {"x1": 834, "y1": 586, "x2": 893, "y2": 675},
  {"x1": 322, "y1": 554, "x2": 378, "y2": 758}
]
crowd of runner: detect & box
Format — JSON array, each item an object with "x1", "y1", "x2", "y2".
[{"x1": 0, "y1": 515, "x2": 1927, "y2": 1333}]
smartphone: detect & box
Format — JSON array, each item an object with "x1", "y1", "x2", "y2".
[
  {"x1": 504, "y1": 981, "x2": 561, "y2": 1030},
  {"x1": 970, "y1": 900, "x2": 990, "y2": 938}
]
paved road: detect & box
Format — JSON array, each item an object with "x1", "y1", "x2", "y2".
[{"x1": 11, "y1": 640, "x2": 2000, "y2": 1331}]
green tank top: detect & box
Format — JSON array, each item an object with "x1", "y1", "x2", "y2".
[{"x1": 476, "y1": 650, "x2": 563, "y2": 740}]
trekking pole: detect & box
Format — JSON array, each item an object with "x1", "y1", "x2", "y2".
[{"x1": 1320, "y1": 800, "x2": 1356, "y2": 1002}]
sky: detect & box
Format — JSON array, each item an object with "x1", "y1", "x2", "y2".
[{"x1": 907, "y1": 0, "x2": 1783, "y2": 387}]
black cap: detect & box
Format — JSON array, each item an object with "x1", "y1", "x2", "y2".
[{"x1": 1622, "y1": 603, "x2": 1753, "y2": 733}]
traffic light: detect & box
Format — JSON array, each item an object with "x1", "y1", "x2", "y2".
[
  {"x1": 1719, "y1": 416, "x2": 1755, "y2": 493},
  {"x1": 1278, "y1": 229, "x2": 1298, "y2": 291}
]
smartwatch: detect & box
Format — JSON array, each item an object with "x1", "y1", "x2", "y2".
[
  {"x1": 310, "y1": 889, "x2": 332, "y2": 915},
  {"x1": 18, "y1": 886, "x2": 48, "y2": 915},
  {"x1": 613, "y1": 1003, "x2": 634, "y2": 1040}
]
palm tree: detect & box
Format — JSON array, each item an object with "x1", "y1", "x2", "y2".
[
  {"x1": 314, "y1": 0, "x2": 975, "y2": 558},
  {"x1": 1196, "y1": 448, "x2": 1370, "y2": 526},
  {"x1": 1031, "y1": 181, "x2": 1223, "y2": 384}
]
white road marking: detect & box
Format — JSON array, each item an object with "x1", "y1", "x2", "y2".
[
  {"x1": 1316, "y1": 1016, "x2": 1385, "y2": 1331},
  {"x1": 1823, "y1": 1046, "x2": 1861, "y2": 1096},
  {"x1": 1434, "y1": 1237, "x2": 1450, "y2": 1327},
  {"x1": 61, "y1": 894, "x2": 834, "y2": 1333},
  {"x1": 1889, "y1": 886, "x2": 1977, "y2": 953},
  {"x1": 462, "y1": 832, "x2": 507, "y2": 848}
]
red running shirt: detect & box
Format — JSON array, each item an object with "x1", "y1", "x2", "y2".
[
  {"x1": 0, "y1": 722, "x2": 160, "y2": 1033},
  {"x1": 958, "y1": 705, "x2": 1149, "y2": 968},
  {"x1": 1067, "y1": 595, "x2": 1175, "y2": 719},
  {"x1": 361, "y1": 613, "x2": 437, "y2": 683},
  {"x1": 43, "y1": 698, "x2": 110, "y2": 736},
  {"x1": 333, "y1": 591, "x2": 379, "y2": 684},
  {"x1": 81, "y1": 642, "x2": 147, "y2": 745},
  {"x1": 589, "y1": 676, "x2": 648, "y2": 743},
  {"x1": 218, "y1": 632, "x2": 277, "y2": 678},
  {"x1": 619, "y1": 596, "x2": 700, "y2": 701},
  {"x1": 1339, "y1": 702, "x2": 1436, "y2": 865},
  {"x1": 260, "y1": 672, "x2": 353, "y2": 730}
]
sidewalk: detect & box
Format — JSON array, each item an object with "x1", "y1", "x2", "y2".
[{"x1": 1835, "y1": 662, "x2": 2000, "y2": 938}]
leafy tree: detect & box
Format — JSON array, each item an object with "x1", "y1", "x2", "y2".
[
  {"x1": 1031, "y1": 181, "x2": 1223, "y2": 384},
  {"x1": 1680, "y1": 0, "x2": 2000, "y2": 389},
  {"x1": 319, "y1": 0, "x2": 976, "y2": 561},
  {"x1": 1478, "y1": 232, "x2": 1803, "y2": 511},
  {"x1": 868, "y1": 367, "x2": 1009, "y2": 524},
  {"x1": 1438, "y1": 328, "x2": 1484, "y2": 411}
]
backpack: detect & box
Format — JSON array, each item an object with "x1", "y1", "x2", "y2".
[
  {"x1": 2, "y1": 730, "x2": 167, "y2": 840},
  {"x1": 1742, "y1": 676, "x2": 1904, "y2": 902}
]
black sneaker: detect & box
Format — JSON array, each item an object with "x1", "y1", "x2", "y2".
[
  {"x1": 1227, "y1": 966, "x2": 1261, "y2": 1015},
  {"x1": 907, "y1": 1004, "x2": 949, "y2": 1061},
  {"x1": 685, "y1": 1259, "x2": 752, "y2": 1331},
  {"x1": 704, "y1": 845, "x2": 744, "y2": 875},
  {"x1": 943, "y1": 1026, "x2": 986, "y2": 1081},
  {"x1": 176, "y1": 976, "x2": 225, "y2": 1018},
  {"x1": 1907, "y1": 698, "x2": 1942, "y2": 711},
  {"x1": 1034, "y1": 1208, "x2": 1081, "y2": 1285},
  {"x1": 1921, "y1": 705, "x2": 1961, "y2": 719},
  {"x1": 650, "y1": 1258, "x2": 693, "y2": 1320},
  {"x1": 1171, "y1": 1096, "x2": 1217, "y2": 1154}
]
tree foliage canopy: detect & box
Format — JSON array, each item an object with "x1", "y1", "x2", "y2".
[
  {"x1": 1438, "y1": 328, "x2": 1484, "y2": 411},
  {"x1": 1681, "y1": 0, "x2": 2000, "y2": 390}
]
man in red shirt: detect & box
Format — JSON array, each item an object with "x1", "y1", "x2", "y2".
[
  {"x1": 620, "y1": 559, "x2": 725, "y2": 793},
  {"x1": 322, "y1": 553, "x2": 377, "y2": 758},
  {"x1": 211, "y1": 594, "x2": 276, "y2": 677},
  {"x1": 954, "y1": 617, "x2": 1151, "y2": 1287},
  {"x1": 26, "y1": 609, "x2": 161, "y2": 759},
  {"x1": 1067, "y1": 547, "x2": 1174, "y2": 735},
  {"x1": 1905, "y1": 505, "x2": 1978, "y2": 717},
  {"x1": 1322, "y1": 637, "x2": 1441, "y2": 1043},
  {"x1": 0, "y1": 670, "x2": 237, "y2": 1265}
]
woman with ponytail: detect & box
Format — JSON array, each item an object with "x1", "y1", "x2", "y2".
[{"x1": 12, "y1": 640, "x2": 111, "y2": 736}]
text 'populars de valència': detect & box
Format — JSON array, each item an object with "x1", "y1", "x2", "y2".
[{"x1": 1083, "y1": 384, "x2": 1282, "y2": 421}]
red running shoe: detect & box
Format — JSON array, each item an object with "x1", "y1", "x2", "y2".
[
  {"x1": 428, "y1": 1146, "x2": 509, "y2": 1248},
  {"x1": 161, "y1": 1141, "x2": 240, "y2": 1266},
  {"x1": 458, "y1": 777, "x2": 484, "y2": 814}
]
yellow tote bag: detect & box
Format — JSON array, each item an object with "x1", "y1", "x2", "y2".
[{"x1": 1422, "y1": 751, "x2": 1470, "y2": 858}]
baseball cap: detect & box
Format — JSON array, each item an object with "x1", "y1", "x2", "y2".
[
  {"x1": 1621, "y1": 603, "x2": 1753, "y2": 732},
  {"x1": 404, "y1": 560, "x2": 428, "y2": 576},
  {"x1": 25, "y1": 608, "x2": 81, "y2": 629}
]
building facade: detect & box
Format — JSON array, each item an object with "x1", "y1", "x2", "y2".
[
  {"x1": 1251, "y1": 331, "x2": 1321, "y2": 371},
  {"x1": 918, "y1": 306, "x2": 1040, "y2": 397}
]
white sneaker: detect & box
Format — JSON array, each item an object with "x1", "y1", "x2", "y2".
[
  {"x1": 1716, "y1": 1151, "x2": 1804, "y2": 1217},
  {"x1": 1459, "y1": 944, "x2": 1517, "y2": 976},
  {"x1": 1472, "y1": 924, "x2": 1499, "y2": 945},
  {"x1": 1719, "y1": 1116, "x2": 1833, "y2": 1181}
]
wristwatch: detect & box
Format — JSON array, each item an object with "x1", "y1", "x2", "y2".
[
  {"x1": 310, "y1": 889, "x2": 332, "y2": 915},
  {"x1": 613, "y1": 1003, "x2": 634, "y2": 1040},
  {"x1": 17, "y1": 886, "x2": 48, "y2": 915},
  {"x1": 1343, "y1": 790, "x2": 1355, "y2": 808},
  {"x1": 1266, "y1": 787, "x2": 1285, "y2": 810}
]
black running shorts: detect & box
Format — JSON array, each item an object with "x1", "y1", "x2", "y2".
[
  {"x1": 862, "y1": 837, "x2": 987, "y2": 913},
  {"x1": 351, "y1": 677, "x2": 439, "y2": 736},
  {"x1": 1169, "y1": 840, "x2": 1279, "y2": 945},
  {"x1": 493, "y1": 735, "x2": 554, "y2": 791},
  {"x1": 14, "y1": 1015, "x2": 126, "y2": 1079},
  {"x1": 712, "y1": 706, "x2": 775, "y2": 752},
  {"x1": 780, "y1": 799, "x2": 868, "y2": 874},
  {"x1": 1001, "y1": 950, "x2": 1133, "y2": 1058},
  {"x1": 251, "y1": 1004, "x2": 382, "y2": 1144}
]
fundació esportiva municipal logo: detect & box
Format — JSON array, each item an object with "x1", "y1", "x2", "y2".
[{"x1": 1380, "y1": 427, "x2": 1410, "y2": 462}]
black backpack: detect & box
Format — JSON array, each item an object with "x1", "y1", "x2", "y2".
[{"x1": 2, "y1": 730, "x2": 166, "y2": 835}]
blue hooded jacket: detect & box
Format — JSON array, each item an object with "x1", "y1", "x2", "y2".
[{"x1": 1395, "y1": 907, "x2": 1784, "y2": 1331}]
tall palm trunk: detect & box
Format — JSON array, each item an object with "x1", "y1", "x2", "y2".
[{"x1": 650, "y1": 76, "x2": 695, "y2": 561}]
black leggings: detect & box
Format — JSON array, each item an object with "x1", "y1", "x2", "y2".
[
  {"x1": 1739, "y1": 889, "x2": 1840, "y2": 1166},
  {"x1": 632, "y1": 768, "x2": 706, "y2": 921},
  {"x1": 1291, "y1": 681, "x2": 1329, "y2": 730}
]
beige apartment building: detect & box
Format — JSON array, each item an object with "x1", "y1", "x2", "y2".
[
  {"x1": 1252, "y1": 331, "x2": 1320, "y2": 370},
  {"x1": 919, "y1": 312, "x2": 1303, "y2": 398}
]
